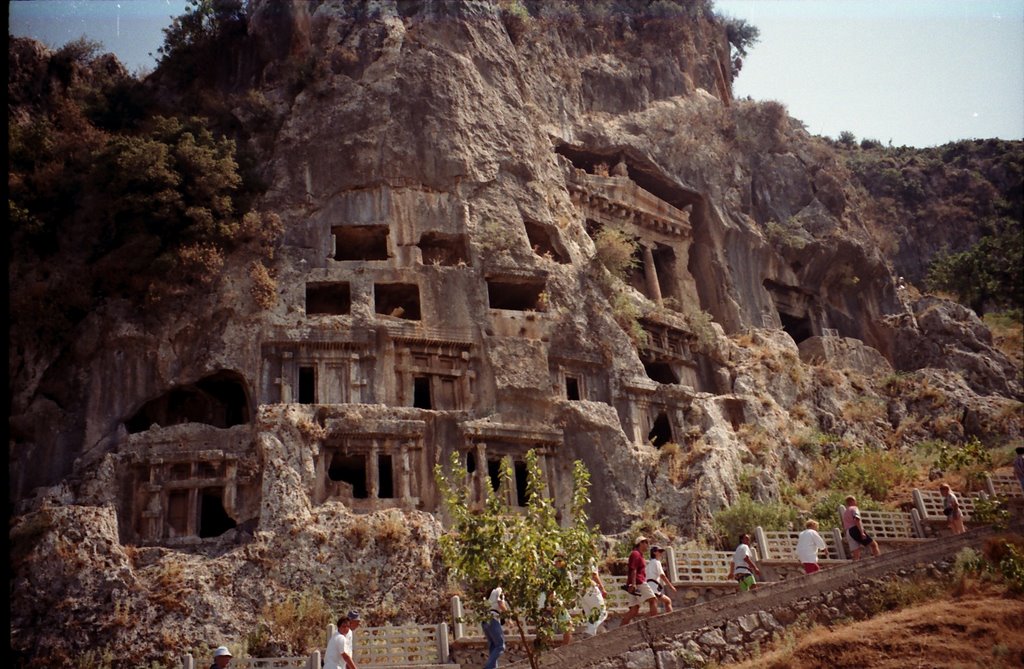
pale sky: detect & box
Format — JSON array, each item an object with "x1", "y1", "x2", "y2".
[
  {"x1": 717, "y1": 0, "x2": 1024, "y2": 147},
  {"x1": 9, "y1": 0, "x2": 1024, "y2": 148}
]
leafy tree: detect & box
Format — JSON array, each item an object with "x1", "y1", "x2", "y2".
[
  {"x1": 156, "y1": 0, "x2": 246, "y2": 81},
  {"x1": 925, "y1": 222, "x2": 1023, "y2": 315},
  {"x1": 434, "y1": 450, "x2": 601, "y2": 669},
  {"x1": 723, "y1": 15, "x2": 760, "y2": 59}
]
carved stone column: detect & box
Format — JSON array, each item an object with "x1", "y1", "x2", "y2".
[
  {"x1": 641, "y1": 244, "x2": 663, "y2": 305},
  {"x1": 368, "y1": 439, "x2": 380, "y2": 499},
  {"x1": 399, "y1": 441, "x2": 412, "y2": 502}
]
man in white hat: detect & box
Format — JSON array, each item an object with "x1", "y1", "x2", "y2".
[
  {"x1": 619, "y1": 536, "x2": 658, "y2": 626},
  {"x1": 210, "y1": 646, "x2": 232, "y2": 669}
]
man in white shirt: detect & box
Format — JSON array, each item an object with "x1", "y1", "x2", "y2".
[
  {"x1": 324, "y1": 611, "x2": 361, "y2": 669},
  {"x1": 796, "y1": 519, "x2": 828, "y2": 574},
  {"x1": 727, "y1": 533, "x2": 761, "y2": 591}
]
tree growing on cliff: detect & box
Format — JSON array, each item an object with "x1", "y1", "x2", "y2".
[
  {"x1": 925, "y1": 222, "x2": 1023, "y2": 316},
  {"x1": 435, "y1": 450, "x2": 601, "y2": 669}
]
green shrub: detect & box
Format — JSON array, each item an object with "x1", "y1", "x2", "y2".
[
  {"x1": 711, "y1": 494, "x2": 799, "y2": 549},
  {"x1": 792, "y1": 430, "x2": 839, "y2": 458},
  {"x1": 809, "y1": 489, "x2": 881, "y2": 528},
  {"x1": 998, "y1": 543, "x2": 1024, "y2": 593},
  {"x1": 972, "y1": 497, "x2": 1010, "y2": 529},
  {"x1": 952, "y1": 546, "x2": 987, "y2": 577},
  {"x1": 919, "y1": 436, "x2": 993, "y2": 486},
  {"x1": 832, "y1": 448, "x2": 913, "y2": 502}
]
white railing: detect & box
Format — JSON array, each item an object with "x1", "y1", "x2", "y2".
[
  {"x1": 671, "y1": 549, "x2": 745, "y2": 583},
  {"x1": 754, "y1": 527, "x2": 849, "y2": 561},
  {"x1": 837, "y1": 506, "x2": 926, "y2": 540},
  {"x1": 354, "y1": 623, "x2": 450, "y2": 667},
  {"x1": 985, "y1": 473, "x2": 1024, "y2": 499},
  {"x1": 184, "y1": 622, "x2": 451, "y2": 669},
  {"x1": 912, "y1": 489, "x2": 987, "y2": 523}
]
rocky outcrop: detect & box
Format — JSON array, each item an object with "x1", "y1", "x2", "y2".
[{"x1": 7, "y1": 1, "x2": 1022, "y2": 665}]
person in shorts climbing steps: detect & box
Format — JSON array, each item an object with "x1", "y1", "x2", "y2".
[
  {"x1": 728, "y1": 533, "x2": 761, "y2": 591},
  {"x1": 842, "y1": 495, "x2": 880, "y2": 560}
]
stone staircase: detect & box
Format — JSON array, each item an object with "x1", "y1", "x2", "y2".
[{"x1": 511, "y1": 514, "x2": 1024, "y2": 669}]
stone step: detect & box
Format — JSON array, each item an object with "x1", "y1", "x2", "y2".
[{"x1": 511, "y1": 518, "x2": 1024, "y2": 668}]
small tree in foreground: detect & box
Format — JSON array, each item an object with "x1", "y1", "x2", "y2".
[{"x1": 435, "y1": 450, "x2": 601, "y2": 669}]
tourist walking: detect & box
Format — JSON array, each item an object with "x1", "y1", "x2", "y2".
[
  {"x1": 796, "y1": 519, "x2": 828, "y2": 574},
  {"x1": 842, "y1": 496, "x2": 880, "y2": 560},
  {"x1": 940, "y1": 483, "x2": 966, "y2": 534},
  {"x1": 727, "y1": 533, "x2": 761, "y2": 591},
  {"x1": 209, "y1": 646, "x2": 232, "y2": 669},
  {"x1": 324, "y1": 612, "x2": 361, "y2": 669},
  {"x1": 619, "y1": 536, "x2": 658, "y2": 626},
  {"x1": 482, "y1": 584, "x2": 507, "y2": 669},
  {"x1": 579, "y1": 559, "x2": 608, "y2": 637},
  {"x1": 646, "y1": 545, "x2": 676, "y2": 613}
]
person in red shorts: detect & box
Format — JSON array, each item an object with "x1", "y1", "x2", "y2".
[{"x1": 796, "y1": 519, "x2": 828, "y2": 574}]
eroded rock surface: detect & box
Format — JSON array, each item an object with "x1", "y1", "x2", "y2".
[{"x1": 8, "y1": 1, "x2": 1022, "y2": 665}]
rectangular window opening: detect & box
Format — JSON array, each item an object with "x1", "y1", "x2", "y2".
[
  {"x1": 514, "y1": 460, "x2": 529, "y2": 506},
  {"x1": 328, "y1": 452, "x2": 369, "y2": 498},
  {"x1": 487, "y1": 458, "x2": 502, "y2": 492},
  {"x1": 374, "y1": 283, "x2": 421, "y2": 320},
  {"x1": 378, "y1": 454, "x2": 394, "y2": 499},
  {"x1": 418, "y1": 232, "x2": 469, "y2": 266},
  {"x1": 298, "y1": 366, "x2": 316, "y2": 404},
  {"x1": 198, "y1": 488, "x2": 236, "y2": 538},
  {"x1": 565, "y1": 376, "x2": 581, "y2": 401},
  {"x1": 413, "y1": 376, "x2": 432, "y2": 409},
  {"x1": 332, "y1": 225, "x2": 389, "y2": 261},
  {"x1": 306, "y1": 282, "x2": 352, "y2": 315},
  {"x1": 486, "y1": 278, "x2": 547, "y2": 311}
]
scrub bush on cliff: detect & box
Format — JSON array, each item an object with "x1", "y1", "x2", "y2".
[{"x1": 85, "y1": 115, "x2": 246, "y2": 295}]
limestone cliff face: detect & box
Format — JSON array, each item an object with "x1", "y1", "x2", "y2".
[{"x1": 8, "y1": 1, "x2": 1022, "y2": 665}]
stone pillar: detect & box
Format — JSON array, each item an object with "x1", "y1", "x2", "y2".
[
  {"x1": 436, "y1": 623, "x2": 450, "y2": 663},
  {"x1": 450, "y1": 595, "x2": 465, "y2": 640},
  {"x1": 641, "y1": 244, "x2": 663, "y2": 305},
  {"x1": 280, "y1": 351, "x2": 294, "y2": 403},
  {"x1": 187, "y1": 487, "x2": 199, "y2": 537},
  {"x1": 472, "y1": 441, "x2": 486, "y2": 505},
  {"x1": 399, "y1": 442, "x2": 412, "y2": 502},
  {"x1": 368, "y1": 439, "x2": 380, "y2": 499},
  {"x1": 223, "y1": 459, "x2": 237, "y2": 514},
  {"x1": 666, "y1": 546, "x2": 679, "y2": 583}
]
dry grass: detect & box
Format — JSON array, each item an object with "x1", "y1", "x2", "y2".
[
  {"x1": 726, "y1": 591, "x2": 1024, "y2": 669},
  {"x1": 984, "y1": 312, "x2": 1024, "y2": 370}
]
